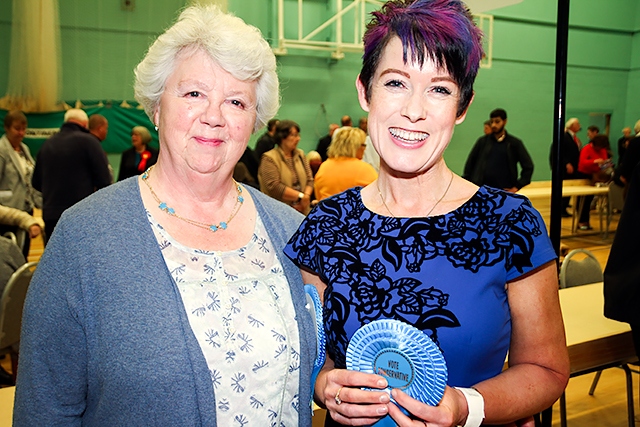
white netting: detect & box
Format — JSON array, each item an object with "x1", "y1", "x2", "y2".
[{"x1": 0, "y1": 0, "x2": 62, "y2": 112}]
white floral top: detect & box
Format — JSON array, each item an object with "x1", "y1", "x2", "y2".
[{"x1": 147, "y1": 212, "x2": 301, "y2": 426}]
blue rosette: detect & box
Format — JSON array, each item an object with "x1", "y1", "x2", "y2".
[
  {"x1": 345, "y1": 319, "x2": 447, "y2": 407},
  {"x1": 304, "y1": 284, "x2": 326, "y2": 404}
]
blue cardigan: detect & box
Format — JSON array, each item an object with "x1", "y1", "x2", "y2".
[{"x1": 14, "y1": 178, "x2": 315, "y2": 426}]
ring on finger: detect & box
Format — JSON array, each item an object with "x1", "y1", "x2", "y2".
[{"x1": 334, "y1": 386, "x2": 343, "y2": 405}]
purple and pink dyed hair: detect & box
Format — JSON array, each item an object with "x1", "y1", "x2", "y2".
[{"x1": 359, "y1": 0, "x2": 483, "y2": 117}]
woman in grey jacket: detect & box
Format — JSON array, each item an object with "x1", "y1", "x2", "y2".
[
  {"x1": 14, "y1": 5, "x2": 316, "y2": 426},
  {"x1": 0, "y1": 110, "x2": 41, "y2": 256}
]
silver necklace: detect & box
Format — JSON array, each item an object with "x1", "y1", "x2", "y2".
[{"x1": 376, "y1": 172, "x2": 455, "y2": 218}]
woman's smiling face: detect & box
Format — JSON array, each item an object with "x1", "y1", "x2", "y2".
[
  {"x1": 154, "y1": 48, "x2": 257, "y2": 176},
  {"x1": 356, "y1": 36, "x2": 470, "y2": 176}
]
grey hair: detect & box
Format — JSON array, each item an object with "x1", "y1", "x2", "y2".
[
  {"x1": 132, "y1": 125, "x2": 152, "y2": 145},
  {"x1": 134, "y1": 4, "x2": 279, "y2": 133},
  {"x1": 64, "y1": 108, "x2": 89, "y2": 124},
  {"x1": 564, "y1": 117, "x2": 579, "y2": 130},
  {"x1": 634, "y1": 119, "x2": 640, "y2": 135}
]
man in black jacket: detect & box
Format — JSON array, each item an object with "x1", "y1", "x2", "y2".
[
  {"x1": 550, "y1": 117, "x2": 582, "y2": 216},
  {"x1": 32, "y1": 109, "x2": 111, "y2": 242},
  {"x1": 254, "y1": 118, "x2": 279, "y2": 163},
  {"x1": 463, "y1": 108, "x2": 534, "y2": 192},
  {"x1": 618, "y1": 120, "x2": 640, "y2": 194}
]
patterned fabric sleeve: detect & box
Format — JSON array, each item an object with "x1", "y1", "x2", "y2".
[
  {"x1": 283, "y1": 201, "x2": 326, "y2": 276},
  {"x1": 503, "y1": 194, "x2": 557, "y2": 282}
]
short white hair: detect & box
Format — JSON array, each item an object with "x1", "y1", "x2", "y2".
[
  {"x1": 64, "y1": 108, "x2": 89, "y2": 124},
  {"x1": 565, "y1": 117, "x2": 579, "y2": 131},
  {"x1": 134, "y1": 4, "x2": 279, "y2": 133}
]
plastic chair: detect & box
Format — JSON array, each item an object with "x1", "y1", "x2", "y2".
[
  {"x1": 605, "y1": 181, "x2": 625, "y2": 238},
  {"x1": 559, "y1": 249, "x2": 603, "y2": 289},
  {"x1": 0, "y1": 261, "x2": 38, "y2": 383},
  {"x1": 1, "y1": 231, "x2": 17, "y2": 246}
]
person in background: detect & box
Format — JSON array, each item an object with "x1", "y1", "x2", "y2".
[
  {"x1": 0, "y1": 204, "x2": 37, "y2": 385},
  {"x1": 317, "y1": 123, "x2": 340, "y2": 161},
  {"x1": 254, "y1": 117, "x2": 279, "y2": 162},
  {"x1": 88, "y1": 114, "x2": 109, "y2": 143},
  {"x1": 360, "y1": 116, "x2": 381, "y2": 173},
  {"x1": 550, "y1": 117, "x2": 582, "y2": 217},
  {"x1": 586, "y1": 125, "x2": 599, "y2": 143},
  {"x1": 232, "y1": 160, "x2": 258, "y2": 189},
  {"x1": 619, "y1": 120, "x2": 640, "y2": 192},
  {"x1": 0, "y1": 110, "x2": 41, "y2": 257},
  {"x1": 483, "y1": 119, "x2": 491, "y2": 135},
  {"x1": 604, "y1": 162, "x2": 640, "y2": 361},
  {"x1": 258, "y1": 119, "x2": 314, "y2": 214},
  {"x1": 14, "y1": 5, "x2": 316, "y2": 426},
  {"x1": 0, "y1": 231, "x2": 25, "y2": 386},
  {"x1": 340, "y1": 115, "x2": 352, "y2": 127},
  {"x1": 358, "y1": 116, "x2": 368, "y2": 133},
  {"x1": 0, "y1": 203, "x2": 40, "y2": 384},
  {"x1": 306, "y1": 150, "x2": 322, "y2": 177},
  {"x1": 617, "y1": 126, "x2": 632, "y2": 166},
  {"x1": 32, "y1": 108, "x2": 111, "y2": 242},
  {"x1": 313, "y1": 126, "x2": 377, "y2": 200},
  {"x1": 117, "y1": 125, "x2": 159, "y2": 181},
  {"x1": 463, "y1": 108, "x2": 534, "y2": 192},
  {"x1": 88, "y1": 114, "x2": 114, "y2": 183},
  {"x1": 236, "y1": 144, "x2": 260, "y2": 184},
  {"x1": 576, "y1": 134, "x2": 611, "y2": 230},
  {"x1": 284, "y1": 1, "x2": 568, "y2": 426}
]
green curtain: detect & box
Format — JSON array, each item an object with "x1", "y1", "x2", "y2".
[{"x1": 0, "y1": 100, "x2": 158, "y2": 156}]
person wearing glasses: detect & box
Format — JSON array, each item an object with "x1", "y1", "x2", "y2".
[{"x1": 258, "y1": 119, "x2": 314, "y2": 214}]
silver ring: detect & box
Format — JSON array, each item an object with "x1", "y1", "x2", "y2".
[{"x1": 334, "y1": 386, "x2": 343, "y2": 405}]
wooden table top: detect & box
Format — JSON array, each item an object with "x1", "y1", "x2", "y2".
[
  {"x1": 518, "y1": 185, "x2": 609, "y2": 200},
  {"x1": 0, "y1": 386, "x2": 14, "y2": 427},
  {"x1": 559, "y1": 282, "x2": 636, "y2": 375}
]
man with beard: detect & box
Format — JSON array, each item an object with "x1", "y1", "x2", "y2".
[{"x1": 463, "y1": 108, "x2": 534, "y2": 192}]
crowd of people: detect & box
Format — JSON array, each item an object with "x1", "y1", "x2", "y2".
[
  {"x1": 551, "y1": 117, "x2": 640, "y2": 229},
  {"x1": 2, "y1": 0, "x2": 639, "y2": 426}
]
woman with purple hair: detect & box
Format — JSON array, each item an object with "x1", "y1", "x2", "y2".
[{"x1": 285, "y1": 0, "x2": 569, "y2": 426}]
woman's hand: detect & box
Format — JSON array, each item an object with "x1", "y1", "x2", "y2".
[
  {"x1": 317, "y1": 368, "x2": 390, "y2": 425},
  {"x1": 28, "y1": 224, "x2": 42, "y2": 238},
  {"x1": 298, "y1": 194, "x2": 311, "y2": 212},
  {"x1": 387, "y1": 386, "x2": 466, "y2": 427}
]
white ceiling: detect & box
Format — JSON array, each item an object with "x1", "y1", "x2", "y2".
[{"x1": 465, "y1": 0, "x2": 523, "y2": 13}]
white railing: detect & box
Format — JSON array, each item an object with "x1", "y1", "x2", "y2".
[{"x1": 274, "y1": 0, "x2": 492, "y2": 68}]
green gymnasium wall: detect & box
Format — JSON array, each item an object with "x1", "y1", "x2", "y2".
[{"x1": 0, "y1": 0, "x2": 639, "y2": 181}]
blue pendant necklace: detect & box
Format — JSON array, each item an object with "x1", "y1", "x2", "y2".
[{"x1": 141, "y1": 166, "x2": 244, "y2": 232}]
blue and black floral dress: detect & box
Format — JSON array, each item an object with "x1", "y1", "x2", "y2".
[{"x1": 284, "y1": 186, "x2": 556, "y2": 388}]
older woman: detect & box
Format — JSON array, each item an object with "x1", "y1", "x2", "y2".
[
  {"x1": 314, "y1": 126, "x2": 378, "y2": 200},
  {"x1": 14, "y1": 5, "x2": 316, "y2": 427},
  {"x1": 284, "y1": 1, "x2": 569, "y2": 426},
  {"x1": 0, "y1": 110, "x2": 41, "y2": 256},
  {"x1": 258, "y1": 120, "x2": 314, "y2": 214},
  {"x1": 117, "y1": 125, "x2": 159, "y2": 181}
]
